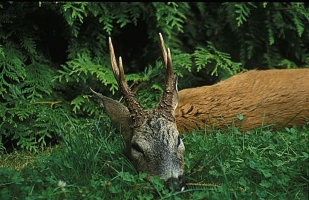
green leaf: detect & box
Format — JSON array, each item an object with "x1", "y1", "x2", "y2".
[
  {"x1": 260, "y1": 180, "x2": 272, "y2": 188},
  {"x1": 71, "y1": 95, "x2": 86, "y2": 113}
]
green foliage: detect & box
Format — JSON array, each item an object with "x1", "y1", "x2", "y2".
[
  {"x1": 183, "y1": 125, "x2": 309, "y2": 199},
  {"x1": 0, "y1": 116, "x2": 308, "y2": 199},
  {"x1": 235, "y1": 3, "x2": 257, "y2": 26},
  {"x1": 1, "y1": 2, "x2": 309, "y2": 151},
  {"x1": 151, "y1": 2, "x2": 189, "y2": 39},
  {"x1": 193, "y1": 42, "x2": 242, "y2": 79}
]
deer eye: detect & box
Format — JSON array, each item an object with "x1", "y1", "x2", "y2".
[
  {"x1": 177, "y1": 136, "x2": 182, "y2": 147},
  {"x1": 131, "y1": 143, "x2": 144, "y2": 154}
]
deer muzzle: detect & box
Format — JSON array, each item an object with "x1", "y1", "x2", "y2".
[{"x1": 164, "y1": 176, "x2": 186, "y2": 191}]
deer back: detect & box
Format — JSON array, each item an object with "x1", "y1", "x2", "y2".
[{"x1": 176, "y1": 69, "x2": 309, "y2": 132}]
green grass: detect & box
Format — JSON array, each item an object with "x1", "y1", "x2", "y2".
[{"x1": 0, "y1": 116, "x2": 308, "y2": 199}]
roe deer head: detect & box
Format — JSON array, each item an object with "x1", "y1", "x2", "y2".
[{"x1": 91, "y1": 33, "x2": 185, "y2": 190}]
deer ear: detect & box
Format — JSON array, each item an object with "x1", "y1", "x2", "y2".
[{"x1": 90, "y1": 89, "x2": 132, "y2": 139}]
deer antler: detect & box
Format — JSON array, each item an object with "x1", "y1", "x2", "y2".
[
  {"x1": 155, "y1": 33, "x2": 178, "y2": 122},
  {"x1": 108, "y1": 37, "x2": 148, "y2": 127}
]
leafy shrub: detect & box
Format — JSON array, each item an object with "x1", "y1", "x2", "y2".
[
  {"x1": 0, "y1": 115, "x2": 308, "y2": 199},
  {"x1": 1, "y1": 2, "x2": 309, "y2": 152}
]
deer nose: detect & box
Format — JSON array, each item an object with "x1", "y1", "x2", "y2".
[{"x1": 164, "y1": 176, "x2": 186, "y2": 191}]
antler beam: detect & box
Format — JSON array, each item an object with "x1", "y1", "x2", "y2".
[
  {"x1": 109, "y1": 37, "x2": 148, "y2": 127},
  {"x1": 155, "y1": 33, "x2": 178, "y2": 122}
]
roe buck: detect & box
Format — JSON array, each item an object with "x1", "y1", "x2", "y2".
[
  {"x1": 91, "y1": 33, "x2": 185, "y2": 190},
  {"x1": 91, "y1": 33, "x2": 309, "y2": 190}
]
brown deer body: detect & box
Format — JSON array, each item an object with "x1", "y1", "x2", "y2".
[
  {"x1": 92, "y1": 33, "x2": 309, "y2": 191},
  {"x1": 176, "y1": 69, "x2": 309, "y2": 132}
]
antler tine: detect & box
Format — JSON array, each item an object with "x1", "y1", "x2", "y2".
[
  {"x1": 159, "y1": 33, "x2": 168, "y2": 68},
  {"x1": 109, "y1": 37, "x2": 120, "y2": 79},
  {"x1": 108, "y1": 37, "x2": 147, "y2": 127},
  {"x1": 156, "y1": 33, "x2": 177, "y2": 122},
  {"x1": 159, "y1": 33, "x2": 174, "y2": 79}
]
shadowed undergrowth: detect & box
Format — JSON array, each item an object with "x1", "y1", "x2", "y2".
[{"x1": 0, "y1": 115, "x2": 308, "y2": 199}]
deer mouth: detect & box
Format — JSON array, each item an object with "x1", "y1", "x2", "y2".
[
  {"x1": 164, "y1": 176, "x2": 186, "y2": 191},
  {"x1": 143, "y1": 174, "x2": 186, "y2": 191}
]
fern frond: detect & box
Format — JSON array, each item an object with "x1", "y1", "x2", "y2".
[{"x1": 194, "y1": 42, "x2": 242, "y2": 77}]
